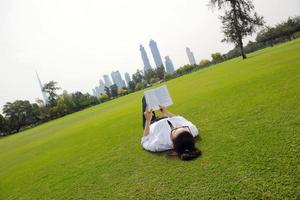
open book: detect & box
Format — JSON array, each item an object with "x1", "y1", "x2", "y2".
[{"x1": 144, "y1": 85, "x2": 173, "y2": 111}]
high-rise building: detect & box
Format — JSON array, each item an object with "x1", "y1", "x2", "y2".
[
  {"x1": 111, "y1": 71, "x2": 126, "y2": 88},
  {"x1": 103, "y1": 74, "x2": 112, "y2": 87},
  {"x1": 92, "y1": 79, "x2": 106, "y2": 97},
  {"x1": 124, "y1": 72, "x2": 131, "y2": 87},
  {"x1": 186, "y1": 47, "x2": 196, "y2": 65},
  {"x1": 98, "y1": 79, "x2": 106, "y2": 94},
  {"x1": 139, "y1": 45, "x2": 152, "y2": 72},
  {"x1": 35, "y1": 71, "x2": 48, "y2": 105},
  {"x1": 149, "y1": 39, "x2": 163, "y2": 68},
  {"x1": 164, "y1": 56, "x2": 175, "y2": 74}
]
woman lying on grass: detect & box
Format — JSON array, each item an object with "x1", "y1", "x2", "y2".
[{"x1": 141, "y1": 96, "x2": 202, "y2": 161}]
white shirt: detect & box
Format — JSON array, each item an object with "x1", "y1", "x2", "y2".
[{"x1": 141, "y1": 116, "x2": 199, "y2": 152}]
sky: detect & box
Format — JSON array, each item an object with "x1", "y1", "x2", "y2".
[{"x1": 0, "y1": 0, "x2": 299, "y2": 110}]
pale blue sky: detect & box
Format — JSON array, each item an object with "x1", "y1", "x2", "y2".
[{"x1": 0, "y1": 0, "x2": 299, "y2": 109}]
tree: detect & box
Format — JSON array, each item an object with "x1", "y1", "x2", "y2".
[
  {"x1": 99, "y1": 94, "x2": 109, "y2": 102},
  {"x1": 199, "y1": 59, "x2": 210, "y2": 67},
  {"x1": 127, "y1": 81, "x2": 136, "y2": 93},
  {"x1": 176, "y1": 64, "x2": 194, "y2": 76},
  {"x1": 164, "y1": 72, "x2": 174, "y2": 81},
  {"x1": 132, "y1": 69, "x2": 144, "y2": 84},
  {"x1": 0, "y1": 114, "x2": 6, "y2": 135},
  {"x1": 210, "y1": 0, "x2": 264, "y2": 59},
  {"x1": 117, "y1": 88, "x2": 127, "y2": 96},
  {"x1": 211, "y1": 52, "x2": 224, "y2": 63},
  {"x1": 3, "y1": 100, "x2": 38, "y2": 132},
  {"x1": 42, "y1": 81, "x2": 60, "y2": 106},
  {"x1": 110, "y1": 84, "x2": 118, "y2": 98},
  {"x1": 135, "y1": 82, "x2": 146, "y2": 91},
  {"x1": 104, "y1": 86, "x2": 111, "y2": 98},
  {"x1": 144, "y1": 68, "x2": 156, "y2": 83},
  {"x1": 155, "y1": 66, "x2": 165, "y2": 80}
]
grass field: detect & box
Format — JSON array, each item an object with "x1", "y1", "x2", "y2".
[{"x1": 0, "y1": 39, "x2": 299, "y2": 200}]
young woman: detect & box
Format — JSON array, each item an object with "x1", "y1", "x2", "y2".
[{"x1": 141, "y1": 96, "x2": 202, "y2": 161}]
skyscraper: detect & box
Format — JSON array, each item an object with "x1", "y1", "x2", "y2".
[
  {"x1": 186, "y1": 47, "x2": 197, "y2": 65},
  {"x1": 124, "y1": 72, "x2": 131, "y2": 87},
  {"x1": 103, "y1": 74, "x2": 112, "y2": 87},
  {"x1": 164, "y1": 56, "x2": 175, "y2": 74},
  {"x1": 111, "y1": 71, "x2": 126, "y2": 88},
  {"x1": 98, "y1": 79, "x2": 106, "y2": 94},
  {"x1": 35, "y1": 71, "x2": 48, "y2": 105},
  {"x1": 139, "y1": 45, "x2": 152, "y2": 72},
  {"x1": 149, "y1": 39, "x2": 163, "y2": 68}
]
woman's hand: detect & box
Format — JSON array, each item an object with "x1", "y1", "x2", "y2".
[
  {"x1": 159, "y1": 106, "x2": 167, "y2": 115},
  {"x1": 159, "y1": 105, "x2": 176, "y2": 118},
  {"x1": 144, "y1": 107, "x2": 153, "y2": 122}
]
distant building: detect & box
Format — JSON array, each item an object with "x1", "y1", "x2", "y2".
[
  {"x1": 124, "y1": 72, "x2": 131, "y2": 87},
  {"x1": 92, "y1": 79, "x2": 106, "y2": 97},
  {"x1": 139, "y1": 45, "x2": 152, "y2": 72},
  {"x1": 103, "y1": 74, "x2": 112, "y2": 87},
  {"x1": 35, "y1": 71, "x2": 48, "y2": 105},
  {"x1": 186, "y1": 47, "x2": 196, "y2": 65},
  {"x1": 149, "y1": 39, "x2": 163, "y2": 68},
  {"x1": 111, "y1": 70, "x2": 126, "y2": 88},
  {"x1": 98, "y1": 79, "x2": 106, "y2": 94},
  {"x1": 164, "y1": 56, "x2": 175, "y2": 74}
]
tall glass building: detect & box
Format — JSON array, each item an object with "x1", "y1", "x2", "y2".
[
  {"x1": 149, "y1": 39, "x2": 163, "y2": 68},
  {"x1": 186, "y1": 47, "x2": 196, "y2": 65},
  {"x1": 164, "y1": 56, "x2": 175, "y2": 74},
  {"x1": 111, "y1": 71, "x2": 126, "y2": 88},
  {"x1": 139, "y1": 45, "x2": 152, "y2": 72},
  {"x1": 124, "y1": 72, "x2": 131, "y2": 87}
]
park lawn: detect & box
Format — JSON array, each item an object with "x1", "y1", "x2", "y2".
[{"x1": 0, "y1": 39, "x2": 299, "y2": 200}]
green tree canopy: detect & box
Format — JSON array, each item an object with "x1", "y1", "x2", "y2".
[
  {"x1": 210, "y1": 0, "x2": 264, "y2": 59},
  {"x1": 42, "y1": 81, "x2": 61, "y2": 106}
]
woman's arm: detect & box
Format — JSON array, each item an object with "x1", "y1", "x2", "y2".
[
  {"x1": 159, "y1": 106, "x2": 176, "y2": 118},
  {"x1": 143, "y1": 120, "x2": 151, "y2": 137},
  {"x1": 143, "y1": 108, "x2": 153, "y2": 137}
]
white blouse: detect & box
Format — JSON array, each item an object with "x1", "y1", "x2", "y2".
[{"x1": 141, "y1": 116, "x2": 199, "y2": 152}]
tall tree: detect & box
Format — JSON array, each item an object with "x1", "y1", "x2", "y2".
[
  {"x1": 110, "y1": 84, "x2": 118, "y2": 98},
  {"x1": 155, "y1": 66, "x2": 165, "y2": 80},
  {"x1": 104, "y1": 86, "x2": 111, "y2": 98},
  {"x1": 42, "y1": 81, "x2": 60, "y2": 106},
  {"x1": 210, "y1": 0, "x2": 264, "y2": 59},
  {"x1": 0, "y1": 114, "x2": 6, "y2": 135},
  {"x1": 132, "y1": 69, "x2": 144, "y2": 84},
  {"x1": 2, "y1": 100, "x2": 38, "y2": 132}
]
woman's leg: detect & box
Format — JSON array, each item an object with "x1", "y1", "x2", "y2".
[{"x1": 142, "y1": 96, "x2": 156, "y2": 129}]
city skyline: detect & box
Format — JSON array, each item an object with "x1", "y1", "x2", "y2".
[{"x1": 1, "y1": 0, "x2": 299, "y2": 108}]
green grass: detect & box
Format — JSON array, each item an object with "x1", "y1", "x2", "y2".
[{"x1": 0, "y1": 39, "x2": 299, "y2": 200}]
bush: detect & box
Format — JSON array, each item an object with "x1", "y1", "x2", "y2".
[{"x1": 99, "y1": 94, "x2": 109, "y2": 102}]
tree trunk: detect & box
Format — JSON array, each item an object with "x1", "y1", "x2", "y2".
[
  {"x1": 232, "y1": 0, "x2": 247, "y2": 59},
  {"x1": 238, "y1": 36, "x2": 247, "y2": 59}
]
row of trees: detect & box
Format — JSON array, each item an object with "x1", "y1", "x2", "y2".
[
  {"x1": 0, "y1": 82, "x2": 101, "y2": 136},
  {"x1": 223, "y1": 16, "x2": 300, "y2": 60}
]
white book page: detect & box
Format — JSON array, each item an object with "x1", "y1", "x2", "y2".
[
  {"x1": 144, "y1": 85, "x2": 173, "y2": 111},
  {"x1": 144, "y1": 90, "x2": 160, "y2": 111},
  {"x1": 155, "y1": 85, "x2": 173, "y2": 107}
]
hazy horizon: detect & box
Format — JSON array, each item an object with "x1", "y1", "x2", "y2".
[{"x1": 1, "y1": 0, "x2": 299, "y2": 110}]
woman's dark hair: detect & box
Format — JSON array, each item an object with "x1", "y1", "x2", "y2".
[{"x1": 173, "y1": 131, "x2": 202, "y2": 161}]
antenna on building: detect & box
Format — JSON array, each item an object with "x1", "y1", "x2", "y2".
[{"x1": 35, "y1": 71, "x2": 49, "y2": 105}]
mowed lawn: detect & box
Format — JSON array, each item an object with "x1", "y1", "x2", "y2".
[{"x1": 0, "y1": 39, "x2": 299, "y2": 200}]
